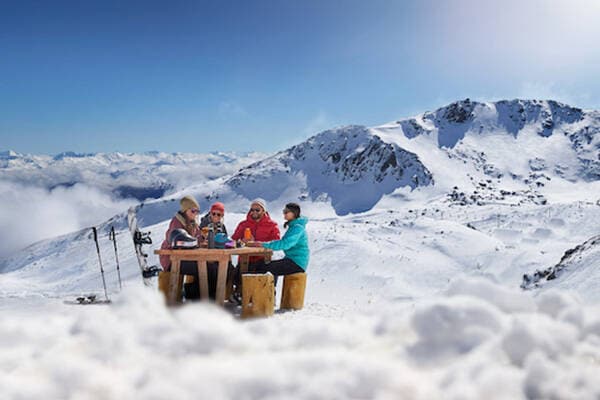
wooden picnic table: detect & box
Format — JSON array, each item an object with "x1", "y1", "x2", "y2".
[{"x1": 154, "y1": 247, "x2": 273, "y2": 306}]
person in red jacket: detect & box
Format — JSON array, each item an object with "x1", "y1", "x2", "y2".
[
  {"x1": 232, "y1": 198, "x2": 280, "y2": 260},
  {"x1": 230, "y1": 199, "x2": 280, "y2": 302}
]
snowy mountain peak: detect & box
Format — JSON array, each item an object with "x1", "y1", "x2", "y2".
[
  {"x1": 439, "y1": 98, "x2": 477, "y2": 124},
  {"x1": 396, "y1": 98, "x2": 590, "y2": 148},
  {"x1": 387, "y1": 99, "x2": 600, "y2": 186},
  {"x1": 52, "y1": 151, "x2": 97, "y2": 160},
  {"x1": 225, "y1": 125, "x2": 433, "y2": 215}
]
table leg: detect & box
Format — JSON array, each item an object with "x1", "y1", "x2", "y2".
[
  {"x1": 197, "y1": 259, "x2": 209, "y2": 301},
  {"x1": 236, "y1": 255, "x2": 250, "y2": 297},
  {"x1": 215, "y1": 256, "x2": 229, "y2": 306},
  {"x1": 168, "y1": 257, "x2": 181, "y2": 306},
  {"x1": 239, "y1": 255, "x2": 249, "y2": 274}
]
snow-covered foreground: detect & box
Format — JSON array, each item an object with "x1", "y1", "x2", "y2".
[
  {"x1": 3, "y1": 279, "x2": 600, "y2": 400},
  {"x1": 2, "y1": 201, "x2": 600, "y2": 399}
]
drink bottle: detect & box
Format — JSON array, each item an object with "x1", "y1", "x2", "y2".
[{"x1": 207, "y1": 227, "x2": 215, "y2": 249}]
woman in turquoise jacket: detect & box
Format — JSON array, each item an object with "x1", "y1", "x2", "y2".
[{"x1": 249, "y1": 202, "x2": 309, "y2": 280}]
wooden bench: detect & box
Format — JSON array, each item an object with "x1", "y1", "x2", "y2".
[{"x1": 280, "y1": 272, "x2": 307, "y2": 310}]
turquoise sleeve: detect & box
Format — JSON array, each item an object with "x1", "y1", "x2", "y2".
[{"x1": 263, "y1": 226, "x2": 302, "y2": 251}]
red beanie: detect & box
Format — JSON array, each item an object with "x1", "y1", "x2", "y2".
[{"x1": 210, "y1": 202, "x2": 225, "y2": 214}]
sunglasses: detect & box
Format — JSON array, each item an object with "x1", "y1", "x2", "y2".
[
  {"x1": 190, "y1": 208, "x2": 200, "y2": 214},
  {"x1": 211, "y1": 212, "x2": 223, "y2": 217},
  {"x1": 283, "y1": 209, "x2": 292, "y2": 214},
  {"x1": 250, "y1": 208, "x2": 263, "y2": 212}
]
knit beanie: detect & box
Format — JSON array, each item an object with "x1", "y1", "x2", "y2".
[
  {"x1": 210, "y1": 202, "x2": 225, "y2": 214},
  {"x1": 250, "y1": 198, "x2": 268, "y2": 212},
  {"x1": 180, "y1": 195, "x2": 200, "y2": 213}
]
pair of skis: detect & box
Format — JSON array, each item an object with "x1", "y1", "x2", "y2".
[
  {"x1": 92, "y1": 225, "x2": 123, "y2": 301},
  {"x1": 70, "y1": 226, "x2": 123, "y2": 305},
  {"x1": 99, "y1": 206, "x2": 162, "y2": 291},
  {"x1": 68, "y1": 207, "x2": 161, "y2": 305}
]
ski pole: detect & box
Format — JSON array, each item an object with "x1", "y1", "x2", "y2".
[
  {"x1": 92, "y1": 227, "x2": 109, "y2": 301},
  {"x1": 109, "y1": 225, "x2": 122, "y2": 291}
]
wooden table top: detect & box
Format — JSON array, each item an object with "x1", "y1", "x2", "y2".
[{"x1": 154, "y1": 247, "x2": 273, "y2": 256}]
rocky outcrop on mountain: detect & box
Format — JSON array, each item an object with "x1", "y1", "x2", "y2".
[
  {"x1": 226, "y1": 125, "x2": 433, "y2": 215},
  {"x1": 521, "y1": 234, "x2": 600, "y2": 291}
]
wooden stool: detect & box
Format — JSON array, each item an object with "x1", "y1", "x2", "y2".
[
  {"x1": 281, "y1": 272, "x2": 307, "y2": 310},
  {"x1": 241, "y1": 273, "x2": 274, "y2": 319}
]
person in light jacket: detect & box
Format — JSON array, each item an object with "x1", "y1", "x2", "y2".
[{"x1": 248, "y1": 202, "x2": 309, "y2": 284}]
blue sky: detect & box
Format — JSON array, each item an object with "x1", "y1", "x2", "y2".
[{"x1": 2, "y1": 0, "x2": 600, "y2": 154}]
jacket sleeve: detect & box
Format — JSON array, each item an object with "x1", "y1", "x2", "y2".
[
  {"x1": 263, "y1": 226, "x2": 301, "y2": 251},
  {"x1": 231, "y1": 222, "x2": 245, "y2": 241},
  {"x1": 164, "y1": 218, "x2": 180, "y2": 243},
  {"x1": 160, "y1": 218, "x2": 180, "y2": 270}
]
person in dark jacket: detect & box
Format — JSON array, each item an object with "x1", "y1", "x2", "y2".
[
  {"x1": 199, "y1": 202, "x2": 227, "y2": 235},
  {"x1": 199, "y1": 201, "x2": 234, "y2": 299},
  {"x1": 248, "y1": 202, "x2": 309, "y2": 286}
]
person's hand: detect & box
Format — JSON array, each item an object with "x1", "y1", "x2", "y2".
[{"x1": 241, "y1": 235, "x2": 254, "y2": 244}]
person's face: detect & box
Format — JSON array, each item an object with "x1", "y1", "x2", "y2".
[
  {"x1": 250, "y1": 204, "x2": 265, "y2": 220},
  {"x1": 185, "y1": 207, "x2": 199, "y2": 221},
  {"x1": 283, "y1": 208, "x2": 295, "y2": 222},
  {"x1": 210, "y1": 210, "x2": 223, "y2": 223}
]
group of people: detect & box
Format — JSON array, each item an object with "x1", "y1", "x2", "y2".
[{"x1": 159, "y1": 195, "x2": 309, "y2": 302}]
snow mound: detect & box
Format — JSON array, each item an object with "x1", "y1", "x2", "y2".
[{"x1": 3, "y1": 278, "x2": 600, "y2": 399}]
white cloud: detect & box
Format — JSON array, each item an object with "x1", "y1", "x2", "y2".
[
  {"x1": 517, "y1": 82, "x2": 592, "y2": 108},
  {"x1": 302, "y1": 110, "x2": 332, "y2": 137},
  {"x1": 0, "y1": 180, "x2": 136, "y2": 259},
  {"x1": 422, "y1": 0, "x2": 600, "y2": 81},
  {"x1": 277, "y1": 110, "x2": 335, "y2": 150},
  {"x1": 218, "y1": 101, "x2": 249, "y2": 118}
]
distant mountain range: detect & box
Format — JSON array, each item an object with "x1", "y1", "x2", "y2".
[
  {"x1": 3, "y1": 99, "x2": 599, "y2": 214},
  {"x1": 0, "y1": 151, "x2": 267, "y2": 201}
]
